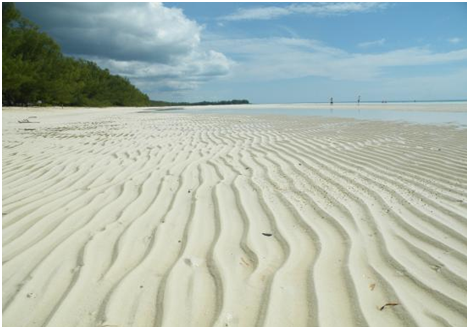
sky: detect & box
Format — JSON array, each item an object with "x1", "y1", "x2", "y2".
[{"x1": 15, "y1": 2, "x2": 467, "y2": 103}]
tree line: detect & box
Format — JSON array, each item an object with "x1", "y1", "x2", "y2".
[
  {"x1": 2, "y1": 3, "x2": 150, "y2": 107},
  {"x1": 149, "y1": 99, "x2": 250, "y2": 107}
]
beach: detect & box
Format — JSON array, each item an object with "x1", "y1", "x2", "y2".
[{"x1": 3, "y1": 106, "x2": 467, "y2": 327}]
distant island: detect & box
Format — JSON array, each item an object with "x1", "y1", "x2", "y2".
[{"x1": 149, "y1": 99, "x2": 249, "y2": 107}]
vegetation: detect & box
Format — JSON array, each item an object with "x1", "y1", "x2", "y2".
[
  {"x1": 2, "y1": 4, "x2": 249, "y2": 108},
  {"x1": 2, "y1": 3, "x2": 150, "y2": 107},
  {"x1": 149, "y1": 99, "x2": 250, "y2": 107}
]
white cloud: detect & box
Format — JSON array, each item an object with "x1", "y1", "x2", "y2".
[
  {"x1": 21, "y1": 3, "x2": 202, "y2": 63},
  {"x1": 89, "y1": 49, "x2": 233, "y2": 94},
  {"x1": 223, "y1": 7, "x2": 290, "y2": 21},
  {"x1": 204, "y1": 37, "x2": 467, "y2": 82},
  {"x1": 17, "y1": 3, "x2": 233, "y2": 97},
  {"x1": 221, "y1": 3, "x2": 388, "y2": 21},
  {"x1": 378, "y1": 68, "x2": 467, "y2": 100},
  {"x1": 448, "y1": 37, "x2": 462, "y2": 44},
  {"x1": 358, "y1": 38, "x2": 386, "y2": 48}
]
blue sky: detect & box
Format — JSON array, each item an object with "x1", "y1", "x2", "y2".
[{"x1": 16, "y1": 2, "x2": 467, "y2": 103}]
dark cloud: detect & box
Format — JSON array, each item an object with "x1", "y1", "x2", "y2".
[{"x1": 17, "y1": 3, "x2": 197, "y2": 63}]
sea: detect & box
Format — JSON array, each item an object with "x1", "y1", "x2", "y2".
[{"x1": 146, "y1": 100, "x2": 467, "y2": 128}]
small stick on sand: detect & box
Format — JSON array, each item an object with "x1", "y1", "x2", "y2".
[{"x1": 379, "y1": 302, "x2": 399, "y2": 311}]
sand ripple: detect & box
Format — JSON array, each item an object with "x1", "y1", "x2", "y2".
[{"x1": 3, "y1": 109, "x2": 467, "y2": 327}]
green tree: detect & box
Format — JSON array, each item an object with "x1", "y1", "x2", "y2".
[{"x1": 2, "y1": 3, "x2": 150, "y2": 107}]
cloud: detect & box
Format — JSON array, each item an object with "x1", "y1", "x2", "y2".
[
  {"x1": 448, "y1": 37, "x2": 462, "y2": 44},
  {"x1": 18, "y1": 3, "x2": 199, "y2": 63},
  {"x1": 16, "y1": 3, "x2": 232, "y2": 97},
  {"x1": 86, "y1": 49, "x2": 233, "y2": 96},
  {"x1": 378, "y1": 68, "x2": 467, "y2": 100},
  {"x1": 204, "y1": 37, "x2": 467, "y2": 82},
  {"x1": 358, "y1": 38, "x2": 386, "y2": 48},
  {"x1": 221, "y1": 3, "x2": 388, "y2": 21},
  {"x1": 223, "y1": 7, "x2": 290, "y2": 21}
]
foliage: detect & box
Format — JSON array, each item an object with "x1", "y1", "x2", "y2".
[
  {"x1": 148, "y1": 99, "x2": 250, "y2": 107},
  {"x1": 2, "y1": 3, "x2": 150, "y2": 107}
]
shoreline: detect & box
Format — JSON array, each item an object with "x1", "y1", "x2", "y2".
[
  {"x1": 180, "y1": 102, "x2": 467, "y2": 112},
  {"x1": 3, "y1": 101, "x2": 467, "y2": 113}
]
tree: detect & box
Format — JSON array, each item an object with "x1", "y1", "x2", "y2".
[{"x1": 2, "y1": 3, "x2": 150, "y2": 107}]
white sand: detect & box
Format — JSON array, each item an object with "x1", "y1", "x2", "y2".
[{"x1": 3, "y1": 106, "x2": 467, "y2": 327}]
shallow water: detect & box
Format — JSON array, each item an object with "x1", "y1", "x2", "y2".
[{"x1": 152, "y1": 108, "x2": 467, "y2": 128}]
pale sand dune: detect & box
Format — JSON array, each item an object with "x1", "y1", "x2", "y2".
[{"x1": 2, "y1": 107, "x2": 467, "y2": 327}]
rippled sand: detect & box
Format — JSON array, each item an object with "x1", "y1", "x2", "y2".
[{"x1": 3, "y1": 107, "x2": 467, "y2": 327}]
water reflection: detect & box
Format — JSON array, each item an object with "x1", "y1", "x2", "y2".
[{"x1": 147, "y1": 108, "x2": 467, "y2": 127}]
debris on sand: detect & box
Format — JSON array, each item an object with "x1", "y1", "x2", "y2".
[
  {"x1": 379, "y1": 302, "x2": 399, "y2": 311},
  {"x1": 18, "y1": 119, "x2": 39, "y2": 124}
]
